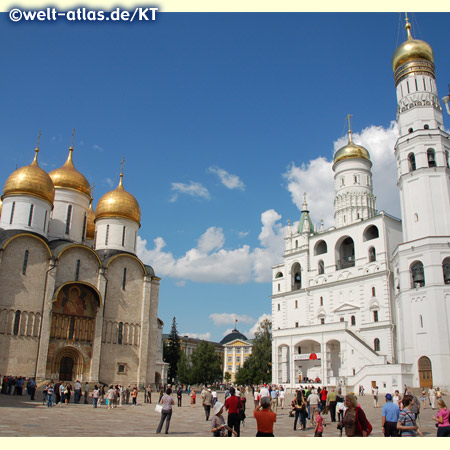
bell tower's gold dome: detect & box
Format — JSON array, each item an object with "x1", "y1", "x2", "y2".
[
  {"x1": 49, "y1": 147, "x2": 91, "y2": 197},
  {"x1": 2, "y1": 148, "x2": 55, "y2": 205},
  {"x1": 392, "y1": 17, "x2": 434, "y2": 86},
  {"x1": 95, "y1": 174, "x2": 141, "y2": 226},
  {"x1": 333, "y1": 130, "x2": 371, "y2": 166},
  {"x1": 86, "y1": 200, "x2": 96, "y2": 240}
]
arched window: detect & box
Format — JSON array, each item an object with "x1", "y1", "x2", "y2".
[
  {"x1": 22, "y1": 250, "x2": 29, "y2": 275},
  {"x1": 295, "y1": 240, "x2": 298, "y2": 248},
  {"x1": 373, "y1": 310, "x2": 379, "y2": 322},
  {"x1": 351, "y1": 315, "x2": 356, "y2": 326},
  {"x1": 65, "y1": 205, "x2": 72, "y2": 234},
  {"x1": 315, "y1": 240, "x2": 327, "y2": 256},
  {"x1": 408, "y1": 153, "x2": 416, "y2": 172},
  {"x1": 372, "y1": 287, "x2": 376, "y2": 297},
  {"x1": 410, "y1": 261, "x2": 425, "y2": 288},
  {"x1": 337, "y1": 237, "x2": 355, "y2": 269},
  {"x1": 427, "y1": 148, "x2": 436, "y2": 168},
  {"x1": 445, "y1": 150, "x2": 450, "y2": 168},
  {"x1": 368, "y1": 247, "x2": 376, "y2": 262},
  {"x1": 13, "y1": 311, "x2": 21, "y2": 335},
  {"x1": 275, "y1": 272, "x2": 283, "y2": 279},
  {"x1": 318, "y1": 260, "x2": 324, "y2": 275},
  {"x1": 291, "y1": 263, "x2": 301, "y2": 291},
  {"x1": 364, "y1": 225, "x2": 379, "y2": 241},
  {"x1": 118, "y1": 322, "x2": 123, "y2": 345},
  {"x1": 320, "y1": 296, "x2": 323, "y2": 306},
  {"x1": 443, "y1": 257, "x2": 450, "y2": 285},
  {"x1": 374, "y1": 338, "x2": 380, "y2": 352}
]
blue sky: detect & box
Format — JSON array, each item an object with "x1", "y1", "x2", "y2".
[{"x1": 1, "y1": 12, "x2": 449, "y2": 341}]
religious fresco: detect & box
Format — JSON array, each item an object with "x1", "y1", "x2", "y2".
[{"x1": 52, "y1": 284, "x2": 97, "y2": 317}]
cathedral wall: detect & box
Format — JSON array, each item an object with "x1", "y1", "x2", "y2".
[
  {"x1": 98, "y1": 342, "x2": 140, "y2": 385},
  {"x1": 55, "y1": 246, "x2": 100, "y2": 287},
  {"x1": 0, "y1": 335, "x2": 39, "y2": 376},
  {"x1": 0, "y1": 235, "x2": 49, "y2": 311}
]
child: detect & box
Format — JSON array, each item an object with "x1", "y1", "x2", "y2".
[
  {"x1": 314, "y1": 408, "x2": 325, "y2": 436},
  {"x1": 211, "y1": 402, "x2": 237, "y2": 437}
]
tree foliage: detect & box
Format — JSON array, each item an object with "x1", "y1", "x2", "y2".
[
  {"x1": 164, "y1": 317, "x2": 181, "y2": 382},
  {"x1": 177, "y1": 352, "x2": 192, "y2": 385},
  {"x1": 184, "y1": 341, "x2": 222, "y2": 385},
  {"x1": 235, "y1": 318, "x2": 272, "y2": 385}
]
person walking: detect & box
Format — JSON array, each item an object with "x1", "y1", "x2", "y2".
[
  {"x1": 279, "y1": 386, "x2": 285, "y2": 409},
  {"x1": 397, "y1": 395, "x2": 422, "y2": 437},
  {"x1": 84, "y1": 382, "x2": 90, "y2": 404},
  {"x1": 47, "y1": 383, "x2": 54, "y2": 408},
  {"x1": 429, "y1": 386, "x2": 437, "y2": 410},
  {"x1": 293, "y1": 390, "x2": 307, "y2": 431},
  {"x1": 42, "y1": 382, "x2": 48, "y2": 405},
  {"x1": 74, "y1": 380, "x2": 81, "y2": 404},
  {"x1": 254, "y1": 397, "x2": 276, "y2": 437},
  {"x1": 107, "y1": 385, "x2": 115, "y2": 410},
  {"x1": 381, "y1": 393, "x2": 400, "y2": 437},
  {"x1": 190, "y1": 388, "x2": 196, "y2": 407},
  {"x1": 308, "y1": 389, "x2": 320, "y2": 425},
  {"x1": 372, "y1": 386, "x2": 379, "y2": 408},
  {"x1": 270, "y1": 386, "x2": 278, "y2": 412},
  {"x1": 147, "y1": 385, "x2": 152, "y2": 404},
  {"x1": 225, "y1": 387, "x2": 241, "y2": 437},
  {"x1": 212, "y1": 388, "x2": 218, "y2": 406},
  {"x1": 156, "y1": 387, "x2": 175, "y2": 434},
  {"x1": 92, "y1": 385, "x2": 100, "y2": 408},
  {"x1": 340, "y1": 393, "x2": 372, "y2": 437},
  {"x1": 28, "y1": 377, "x2": 36, "y2": 401},
  {"x1": 177, "y1": 386, "x2": 183, "y2": 407},
  {"x1": 314, "y1": 408, "x2": 325, "y2": 436},
  {"x1": 432, "y1": 399, "x2": 450, "y2": 437},
  {"x1": 327, "y1": 387, "x2": 337, "y2": 422},
  {"x1": 132, "y1": 387, "x2": 138, "y2": 405},
  {"x1": 202, "y1": 387, "x2": 213, "y2": 421}
]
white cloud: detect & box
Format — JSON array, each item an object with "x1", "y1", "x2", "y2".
[
  {"x1": 93, "y1": 144, "x2": 104, "y2": 152},
  {"x1": 238, "y1": 231, "x2": 249, "y2": 238},
  {"x1": 222, "y1": 328, "x2": 234, "y2": 337},
  {"x1": 283, "y1": 121, "x2": 400, "y2": 228},
  {"x1": 208, "y1": 166, "x2": 245, "y2": 190},
  {"x1": 105, "y1": 177, "x2": 114, "y2": 188},
  {"x1": 209, "y1": 313, "x2": 254, "y2": 326},
  {"x1": 136, "y1": 208, "x2": 286, "y2": 284},
  {"x1": 181, "y1": 332, "x2": 212, "y2": 341},
  {"x1": 170, "y1": 181, "x2": 210, "y2": 202},
  {"x1": 246, "y1": 313, "x2": 271, "y2": 338}
]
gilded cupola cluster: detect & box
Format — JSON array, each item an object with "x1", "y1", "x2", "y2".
[
  {"x1": 2, "y1": 148, "x2": 55, "y2": 205},
  {"x1": 391, "y1": 15, "x2": 435, "y2": 86}
]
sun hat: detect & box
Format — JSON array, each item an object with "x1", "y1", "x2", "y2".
[{"x1": 213, "y1": 401, "x2": 224, "y2": 415}]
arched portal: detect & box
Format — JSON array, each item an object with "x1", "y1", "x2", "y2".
[
  {"x1": 293, "y1": 339, "x2": 322, "y2": 383},
  {"x1": 418, "y1": 356, "x2": 433, "y2": 388},
  {"x1": 326, "y1": 340, "x2": 341, "y2": 382},
  {"x1": 52, "y1": 346, "x2": 85, "y2": 382},
  {"x1": 59, "y1": 356, "x2": 74, "y2": 381}
]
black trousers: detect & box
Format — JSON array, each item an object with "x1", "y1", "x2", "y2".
[
  {"x1": 228, "y1": 412, "x2": 240, "y2": 437},
  {"x1": 329, "y1": 401, "x2": 337, "y2": 422},
  {"x1": 384, "y1": 421, "x2": 398, "y2": 437},
  {"x1": 294, "y1": 410, "x2": 306, "y2": 430},
  {"x1": 156, "y1": 410, "x2": 172, "y2": 434},
  {"x1": 437, "y1": 426, "x2": 450, "y2": 437},
  {"x1": 256, "y1": 431, "x2": 274, "y2": 437},
  {"x1": 178, "y1": 397, "x2": 182, "y2": 407},
  {"x1": 204, "y1": 405, "x2": 211, "y2": 420}
]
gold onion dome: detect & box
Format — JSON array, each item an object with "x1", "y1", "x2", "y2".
[
  {"x1": 392, "y1": 16, "x2": 434, "y2": 85},
  {"x1": 333, "y1": 130, "x2": 371, "y2": 166},
  {"x1": 95, "y1": 173, "x2": 141, "y2": 226},
  {"x1": 2, "y1": 148, "x2": 55, "y2": 205},
  {"x1": 49, "y1": 147, "x2": 91, "y2": 197},
  {"x1": 86, "y1": 200, "x2": 96, "y2": 240}
]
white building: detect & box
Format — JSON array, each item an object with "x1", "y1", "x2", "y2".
[{"x1": 271, "y1": 18, "x2": 450, "y2": 393}]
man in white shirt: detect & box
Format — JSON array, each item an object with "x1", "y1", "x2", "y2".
[
  {"x1": 74, "y1": 380, "x2": 82, "y2": 404},
  {"x1": 270, "y1": 386, "x2": 278, "y2": 412},
  {"x1": 259, "y1": 384, "x2": 270, "y2": 399},
  {"x1": 307, "y1": 390, "x2": 320, "y2": 425},
  {"x1": 372, "y1": 386, "x2": 379, "y2": 408},
  {"x1": 279, "y1": 386, "x2": 286, "y2": 409}
]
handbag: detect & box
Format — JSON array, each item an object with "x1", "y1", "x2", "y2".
[{"x1": 155, "y1": 404, "x2": 163, "y2": 413}]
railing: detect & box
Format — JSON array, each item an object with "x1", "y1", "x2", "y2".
[{"x1": 50, "y1": 313, "x2": 95, "y2": 343}]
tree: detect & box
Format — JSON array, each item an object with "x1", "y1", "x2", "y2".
[
  {"x1": 164, "y1": 317, "x2": 181, "y2": 383},
  {"x1": 189, "y1": 341, "x2": 222, "y2": 385},
  {"x1": 235, "y1": 318, "x2": 272, "y2": 385},
  {"x1": 224, "y1": 371, "x2": 232, "y2": 383},
  {"x1": 177, "y1": 352, "x2": 192, "y2": 385}
]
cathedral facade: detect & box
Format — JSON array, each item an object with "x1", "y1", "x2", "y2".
[
  {"x1": 271, "y1": 19, "x2": 450, "y2": 392},
  {"x1": 0, "y1": 147, "x2": 166, "y2": 386}
]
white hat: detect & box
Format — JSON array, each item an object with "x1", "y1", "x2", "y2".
[{"x1": 213, "y1": 401, "x2": 224, "y2": 415}]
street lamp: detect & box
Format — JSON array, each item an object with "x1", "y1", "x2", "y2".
[{"x1": 441, "y1": 85, "x2": 450, "y2": 116}]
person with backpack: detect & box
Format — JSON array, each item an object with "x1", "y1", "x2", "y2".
[{"x1": 397, "y1": 395, "x2": 423, "y2": 437}]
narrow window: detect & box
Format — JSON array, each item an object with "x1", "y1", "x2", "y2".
[
  {"x1": 295, "y1": 240, "x2": 298, "y2": 248},
  {"x1": 22, "y1": 250, "x2": 29, "y2": 275},
  {"x1": 28, "y1": 204, "x2": 34, "y2": 226},
  {"x1": 351, "y1": 315, "x2": 356, "y2": 326},
  {"x1": 423, "y1": 78, "x2": 426, "y2": 90},
  {"x1": 295, "y1": 300, "x2": 298, "y2": 309},
  {"x1": 368, "y1": 247, "x2": 376, "y2": 262},
  {"x1": 373, "y1": 310, "x2": 379, "y2": 322},
  {"x1": 408, "y1": 153, "x2": 416, "y2": 171},
  {"x1": 320, "y1": 296, "x2": 323, "y2": 306},
  {"x1": 75, "y1": 259, "x2": 80, "y2": 281},
  {"x1": 374, "y1": 338, "x2": 380, "y2": 352},
  {"x1": 105, "y1": 224, "x2": 109, "y2": 245},
  {"x1": 122, "y1": 267, "x2": 127, "y2": 290},
  {"x1": 427, "y1": 149, "x2": 436, "y2": 168},
  {"x1": 372, "y1": 287, "x2": 376, "y2": 297},
  {"x1": 82, "y1": 213, "x2": 87, "y2": 239},
  {"x1": 94, "y1": 231, "x2": 97, "y2": 247},
  {"x1": 69, "y1": 316, "x2": 75, "y2": 340},
  {"x1": 295, "y1": 322, "x2": 298, "y2": 328},
  {"x1": 13, "y1": 311, "x2": 21, "y2": 335},
  {"x1": 65, "y1": 205, "x2": 72, "y2": 234},
  {"x1": 320, "y1": 318, "x2": 325, "y2": 325},
  {"x1": 277, "y1": 283, "x2": 280, "y2": 292},
  {"x1": 43, "y1": 210, "x2": 47, "y2": 232},
  {"x1": 318, "y1": 260, "x2": 324, "y2": 275},
  {"x1": 419, "y1": 314, "x2": 423, "y2": 328},
  {"x1": 406, "y1": 80, "x2": 410, "y2": 93},
  {"x1": 122, "y1": 226, "x2": 126, "y2": 247},
  {"x1": 277, "y1": 304, "x2": 280, "y2": 311},
  {"x1": 340, "y1": 317, "x2": 344, "y2": 322},
  {"x1": 134, "y1": 231, "x2": 137, "y2": 251},
  {"x1": 118, "y1": 322, "x2": 123, "y2": 345},
  {"x1": 9, "y1": 202, "x2": 15, "y2": 224},
  {"x1": 415, "y1": 78, "x2": 418, "y2": 91},
  {"x1": 445, "y1": 150, "x2": 450, "y2": 168}
]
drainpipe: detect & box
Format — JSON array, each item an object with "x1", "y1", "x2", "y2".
[{"x1": 34, "y1": 258, "x2": 57, "y2": 378}]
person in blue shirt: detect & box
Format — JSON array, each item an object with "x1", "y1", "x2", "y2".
[{"x1": 382, "y1": 393, "x2": 400, "y2": 436}]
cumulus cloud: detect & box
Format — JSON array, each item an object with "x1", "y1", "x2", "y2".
[
  {"x1": 208, "y1": 166, "x2": 245, "y2": 190},
  {"x1": 170, "y1": 181, "x2": 210, "y2": 202},
  {"x1": 181, "y1": 332, "x2": 212, "y2": 341},
  {"x1": 238, "y1": 231, "x2": 249, "y2": 238},
  {"x1": 284, "y1": 121, "x2": 400, "y2": 228},
  {"x1": 246, "y1": 313, "x2": 271, "y2": 338},
  {"x1": 136, "y1": 209, "x2": 286, "y2": 284},
  {"x1": 209, "y1": 313, "x2": 254, "y2": 326}
]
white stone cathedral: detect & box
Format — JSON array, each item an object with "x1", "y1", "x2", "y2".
[
  {"x1": 271, "y1": 18, "x2": 450, "y2": 392},
  {"x1": 0, "y1": 145, "x2": 167, "y2": 385}
]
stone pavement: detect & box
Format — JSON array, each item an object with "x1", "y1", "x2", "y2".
[{"x1": 0, "y1": 391, "x2": 443, "y2": 437}]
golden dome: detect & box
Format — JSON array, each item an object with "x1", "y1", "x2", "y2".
[
  {"x1": 2, "y1": 149, "x2": 55, "y2": 205},
  {"x1": 333, "y1": 131, "x2": 371, "y2": 165},
  {"x1": 86, "y1": 200, "x2": 96, "y2": 240},
  {"x1": 95, "y1": 174, "x2": 141, "y2": 226},
  {"x1": 49, "y1": 147, "x2": 91, "y2": 197},
  {"x1": 392, "y1": 17, "x2": 434, "y2": 85}
]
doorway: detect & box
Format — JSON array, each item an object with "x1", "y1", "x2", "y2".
[
  {"x1": 59, "y1": 356, "x2": 74, "y2": 381},
  {"x1": 418, "y1": 356, "x2": 433, "y2": 388}
]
